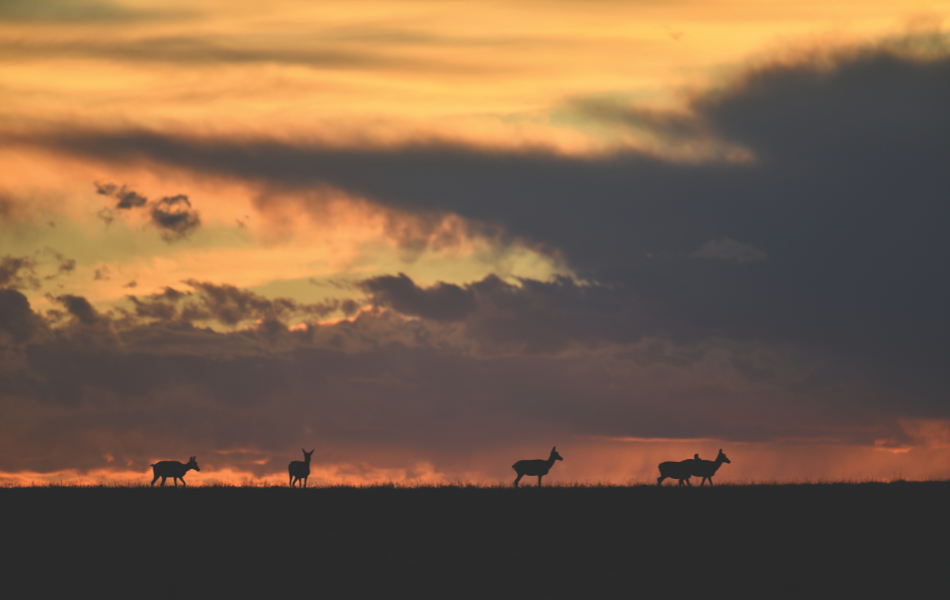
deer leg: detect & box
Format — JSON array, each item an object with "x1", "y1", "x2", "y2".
[
  {"x1": 657, "y1": 476, "x2": 665, "y2": 486},
  {"x1": 303, "y1": 477, "x2": 308, "y2": 488},
  {"x1": 151, "y1": 475, "x2": 159, "y2": 487},
  {"x1": 513, "y1": 474, "x2": 522, "y2": 487},
  {"x1": 161, "y1": 476, "x2": 167, "y2": 487},
  {"x1": 538, "y1": 475, "x2": 543, "y2": 487},
  {"x1": 181, "y1": 477, "x2": 187, "y2": 487}
]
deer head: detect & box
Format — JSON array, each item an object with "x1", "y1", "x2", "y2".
[
  {"x1": 302, "y1": 449, "x2": 314, "y2": 462},
  {"x1": 551, "y1": 447, "x2": 563, "y2": 461},
  {"x1": 717, "y1": 449, "x2": 731, "y2": 464},
  {"x1": 188, "y1": 456, "x2": 201, "y2": 471}
]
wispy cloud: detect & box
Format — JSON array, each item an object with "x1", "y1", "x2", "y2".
[
  {"x1": 0, "y1": 0, "x2": 183, "y2": 23},
  {"x1": 94, "y1": 182, "x2": 201, "y2": 242},
  {"x1": 691, "y1": 238, "x2": 767, "y2": 263}
]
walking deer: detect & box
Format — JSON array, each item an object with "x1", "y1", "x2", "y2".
[
  {"x1": 512, "y1": 447, "x2": 563, "y2": 487},
  {"x1": 289, "y1": 449, "x2": 314, "y2": 487},
  {"x1": 691, "y1": 449, "x2": 731, "y2": 486},
  {"x1": 656, "y1": 456, "x2": 698, "y2": 486},
  {"x1": 150, "y1": 456, "x2": 200, "y2": 487}
]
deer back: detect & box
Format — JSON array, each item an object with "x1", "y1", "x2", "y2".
[
  {"x1": 288, "y1": 460, "x2": 311, "y2": 476},
  {"x1": 152, "y1": 460, "x2": 187, "y2": 477},
  {"x1": 690, "y1": 459, "x2": 722, "y2": 477},
  {"x1": 658, "y1": 460, "x2": 693, "y2": 479},
  {"x1": 513, "y1": 459, "x2": 552, "y2": 476}
]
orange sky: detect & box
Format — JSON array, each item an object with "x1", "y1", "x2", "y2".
[{"x1": 1, "y1": 0, "x2": 949, "y2": 485}]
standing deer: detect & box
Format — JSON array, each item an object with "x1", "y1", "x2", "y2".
[
  {"x1": 289, "y1": 449, "x2": 314, "y2": 488},
  {"x1": 150, "y1": 456, "x2": 200, "y2": 487},
  {"x1": 512, "y1": 447, "x2": 563, "y2": 487},
  {"x1": 656, "y1": 456, "x2": 698, "y2": 486},
  {"x1": 691, "y1": 449, "x2": 731, "y2": 486}
]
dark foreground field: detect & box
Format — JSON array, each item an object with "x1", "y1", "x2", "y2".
[{"x1": 4, "y1": 481, "x2": 948, "y2": 596}]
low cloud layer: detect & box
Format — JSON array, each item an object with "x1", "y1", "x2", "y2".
[
  {"x1": 127, "y1": 280, "x2": 347, "y2": 327},
  {"x1": 0, "y1": 274, "x2": 911, "y2": 479}
]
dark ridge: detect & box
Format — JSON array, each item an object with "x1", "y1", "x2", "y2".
[{"x1": 2, "y1": 481, "x2": 945, "y2": 595}]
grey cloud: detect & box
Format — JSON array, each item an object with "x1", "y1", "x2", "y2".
[
  {"x1": 53, "y1": 294, "x2": 103, "y2": 326},
  {"x1": 93, "y1": 182, "x2": 202, "y2": 241},
  {"x1": 128, "y1": 281, "x2": 344, "y2": 327},
  {"x1": 0, "y1": 255, "x2": 39, "y2": 290},
  {"x1": 1, "y1": 251, "x2": 74, "y2": 289},
  {"x1": 96, "y1": 182, "x2": 147, "y2": 210},
  {"x1": 0, "y1": 288, "x2": 45, "y2": 342},
  {"x1": 361, "y1": 273, "x2": 477, "y2": 321},
  {"x1": 0, "y1": 290, "x2": 908, "y2": 476},
  {"x1": 361, "y1": 273, "x2": 648, "y2": 354},
  {"x1": 4, "y1": 39, "x2": 950, "y2": 420},
  {"x1": 47, "y1": 249, "x2": 76, "y2": 277},
  {"x1": 93, "y1": 267, "x2": 110, "y2": 281},
  {"x1": 182, "y1": 280, "x2": 295, "y2": 325},
  {"x1": 691, "y1": 238, "x2": 767, "y2": 263},
  {"x1": 150, "y1": 194, "x2": 200, "y2": 241}
]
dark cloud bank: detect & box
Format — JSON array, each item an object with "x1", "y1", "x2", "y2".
[{"x1": 2, "y1": 40, "x2": 949, "y2": 477}]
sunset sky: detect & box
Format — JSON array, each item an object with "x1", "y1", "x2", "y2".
[{"x1": 2, "y1": 0, "x2": 949, "y2": 485}]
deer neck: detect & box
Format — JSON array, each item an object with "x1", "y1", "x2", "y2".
[{"x1": 546, "y1": 455, "x2": 557, "y2": 469}]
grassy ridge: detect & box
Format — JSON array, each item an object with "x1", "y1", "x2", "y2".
[{"x1": 6, "y1": 481, "x2": 946, "y2": 595}]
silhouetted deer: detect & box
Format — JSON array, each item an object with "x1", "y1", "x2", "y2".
[
  {"x1": 656, "y1": 456, "x2": 697, "y2": 486},
  {"x1": 513, "y1": 447, "x2": 563, "y2": 487},
  {"x1": 150, "y1": 456, "x2": 200, "y2": 487},
  {"x1": 691, "y1": 449, "x2": 731, "y2": 485},
  {"x1": 289, "y1": 449, "x2": 314, "y2": 488}
]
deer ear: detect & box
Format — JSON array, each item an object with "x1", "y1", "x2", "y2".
[{"x1": 552, "y1": 447, "x2": 556, "y2": 451}]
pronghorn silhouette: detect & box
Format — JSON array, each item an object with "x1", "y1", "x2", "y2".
[
  {"x1": 512, "y1": 447, "x2": 563, "y2": 487},
  {"x1": 691, "y1": 449, "x2": 731, "y2": 485},
  {"x1": 656, "y1": 456, "x2": 696, "y2": 486},
  {"x1": 150, "y1": 456, "x2": 200, "y2": 487},
  {"x1": 289, "y1": 449, "x2": 314, "y2": 487}
]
